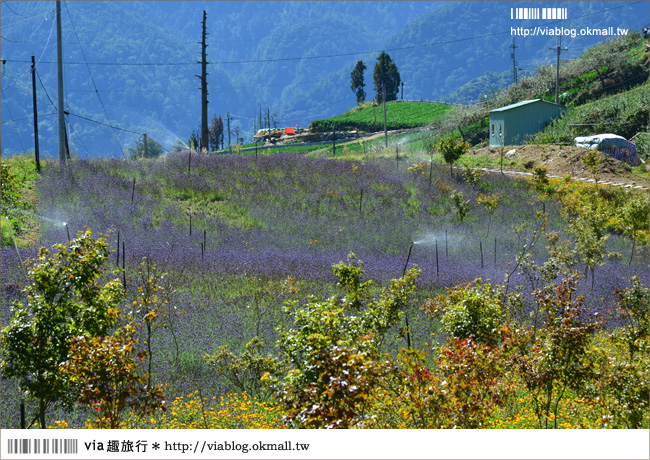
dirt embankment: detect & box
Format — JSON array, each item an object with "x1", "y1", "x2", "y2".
[{"x1": 468, "y1": 144, "x2": 649, "y2": 187}]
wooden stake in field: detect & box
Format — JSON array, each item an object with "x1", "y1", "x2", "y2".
[
  {"x1": 435, "y1": 239, "x2": 439, "y2": 277},
  {"x1": 480, "y1": 240, "x2": 484, "y2": 269},
  {"x1": 122, "y1": 241, "x2": 126, "y2": 290},
  {"x1": 131, "y1": 178, "x2": 136, "y2": 204},
  {"x1": 188, "y1": 151, "x2": 192, "y2": 175},
  {"x1": 359, "y1": 188, "x2": 363, "y2": 215}
]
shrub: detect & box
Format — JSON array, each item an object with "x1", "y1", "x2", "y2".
[
  {"x1": 450, "y1": 189, "x2": 470, "y2": 223},
  {"x1": 423, "y1": 279, "x2": 505, "y2": 347},
  {"x1": 1, "y1": 160, "x2": 34, "y2": 242},
  {"x1": 0, "y1": 230, "x2": 123, "y2": 428},
  {"x1": 61, "y1": 323, "x2": 167, "y2": 429},
  {"x1": 204, "y1": 337, "x2": 284, "y2": 400},
  {"x1": 514, "y1": 278, "x2": 599, "y2": 429},
  {"x1": 462, "y1": 164, "x2": 485, "y2": 188},
  {"x1": 272, "y1": 253, "x2": 420, "y2": 428},
  {"x1": 367, "y1": 339, "x2": 513, "y2": 429}
]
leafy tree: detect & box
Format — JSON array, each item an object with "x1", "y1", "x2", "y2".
[
  {"x1": 272, "y1": 253, "x2": 420, "y2": 428},
  {"x1": 423, "y1": 279, "x2": 506, "y2": 347},
  {"x1": 515, "y1": 278, "x2": 599, "y2": 429},
  {"x1": 350, "y1": 60, "x2": 367, "y2": 104},
  {"x1": 0, "y1": 230, "x2": 123, "y2": 428},
  {"x1": 450, "y1": 190, "x2": 470, "y2": 223},
  {"x1": 565, "y1": 207, "x2": 618, "y2": 289},
  {"x1": 373, "y1": 51, "x2": 400, "y2": 103},
  {"x1": 129, "y1": 257, "x2": 175, "y2": 388},
  {"x1": 1, "y1": 160, "x2": 34, "y2": 240},
  {"x1": 477, "y1": 193, "x2": 501, "y2": 238},
  {"x1": 209, "y1": 114, "x2": 224, "y2": 152},
  {"x1": 385, "y1": 338, "x2": 513, "y2": 428},
  {"x1": 128, "y1": 137, "x2": 164, "y2": 159},
  {"x1": 61, "y1": 323, "x2": 167, "y2": 428},
  {"x1": 615, "y1": 191, "x2": 649, "y2": 264},
  {"x1": 204, "y1": 337, "x2": 284, "y2": 400},
  {"x1": 437, "y1": 135, "x2": 469, "y2": 178},
  {"x1": 594, "y1": 277, "x2": 649, "y2": 428}
]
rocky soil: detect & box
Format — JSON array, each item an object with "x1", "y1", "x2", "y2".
[{"x1": 467, "y1": 144, "x2": 649, "y2": 187}]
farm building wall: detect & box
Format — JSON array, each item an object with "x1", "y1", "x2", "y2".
[{"x1": 489, "y1": 100, "x2": 566, "y2": 147}]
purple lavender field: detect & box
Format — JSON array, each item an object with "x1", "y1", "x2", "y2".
[{"x1": 1, "y1": 152, "x2": 646, "y2": 428}]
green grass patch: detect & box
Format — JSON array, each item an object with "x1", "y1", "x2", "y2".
[{"x1": 311, "y1": 101, "x2": 454, "y2": 132}]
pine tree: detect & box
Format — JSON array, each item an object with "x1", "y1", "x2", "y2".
[
  {"x1": 373, "y1": 51, "x2": 401, "y2": 103},
  {"x1": 350, "y1": 60, "x2": 367, "y2": 104},
  {"x1": 209, "y1": 114, "x2": 224, "y2": 152}
]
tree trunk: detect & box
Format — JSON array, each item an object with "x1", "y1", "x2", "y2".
[{"x1": 39, "y1": 399, "x2": 46, "y2": 429}]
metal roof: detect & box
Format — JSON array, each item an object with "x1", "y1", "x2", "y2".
[{"x1": 489, "y1": 99, "x2": 565, "y2": 113}]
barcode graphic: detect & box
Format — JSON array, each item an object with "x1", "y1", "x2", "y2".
[
  {"x1": 511, "y1": 8, "x2": 567, "y2": 20},
  {"x1": 7, "y1": 439, "x2": 78, "y2": 455}
]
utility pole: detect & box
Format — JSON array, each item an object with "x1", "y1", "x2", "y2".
[
  {"x1": 143, "y1": 133, "x2": 148, "y2": 159},
  {"x1": 197, "y1": 10, "x2": 209, "y2": 153},
  {"x1": 56, "y1": 0, "x2": 66, "y2": 164},
  {"x1": 550, "y1": 36, "x2": 568, "y2": 104},
  {"x1": 383, "y1": 82, "x2": 388, "y2": 148},
  {"x1": 510, "y1": 37, "x2": 518, "y2": 84},
  {"x1": 31, "y1": 56, "x2": 40, "y2": 172},
  {"x1": 227, "y1": 112, "x2": 232, "y2": 154}
]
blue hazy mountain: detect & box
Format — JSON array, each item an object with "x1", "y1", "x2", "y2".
[{"x1": 1, "y1": 1, "x2": 647, "y2": 158}]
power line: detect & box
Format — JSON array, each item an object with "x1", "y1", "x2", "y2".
[
  {"x1": 35, "y1": 68, "x2": 56, "y2": 109},
  {"x1": 66, "y1": 111, "x2": 141, "y2": 135},
  {"x1": 3, "y1": 1, "x2": 643, "y2": 68},
  {"x1": 1, "y1": 87, "x2": 26, "y2": 151},
  {"x1": 0, "y1": 112, "x2": 57, "y2": 123},
  {"x1": 0, "y1": 3, "x2": 52, "y2": 44},
  {"x1": 1, "y1": 1, "x2": 23, "y2": 16},
  {"x1": 1, "y1": 11, "x2": 56, "y2": 91},
  {"x1": 63, "y1": 0, "x2": 123, "y2": 153},
  {"x1": 67, "y1": 115, "x2": 91, "y2": 157},
  {"x1": 0, "y1": 2, "x2": 53, "y2": 29}
]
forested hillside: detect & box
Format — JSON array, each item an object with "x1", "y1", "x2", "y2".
[{"x1": 1, "y1": 1, "x2": 647, "y2": 158}]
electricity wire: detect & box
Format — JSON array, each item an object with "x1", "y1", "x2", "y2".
[
  {"x1": 63, "y1": 0, "x2": 124, "y2": 153},
  {"x1": 3, "y1": 1, "x2": 644, "y2": 68},
  {"x1": 1, "y1": 87, "x2": 26, "y2": 151},
  {"x1": 1, "y1": 112, "x2": 57, "y2": 123},
  {"x1": 1, "y1": 10, "x2": 56, "y2": 90},
  {"x1": 0, "y1": 2, "x2": 53, "y2": 29}
]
